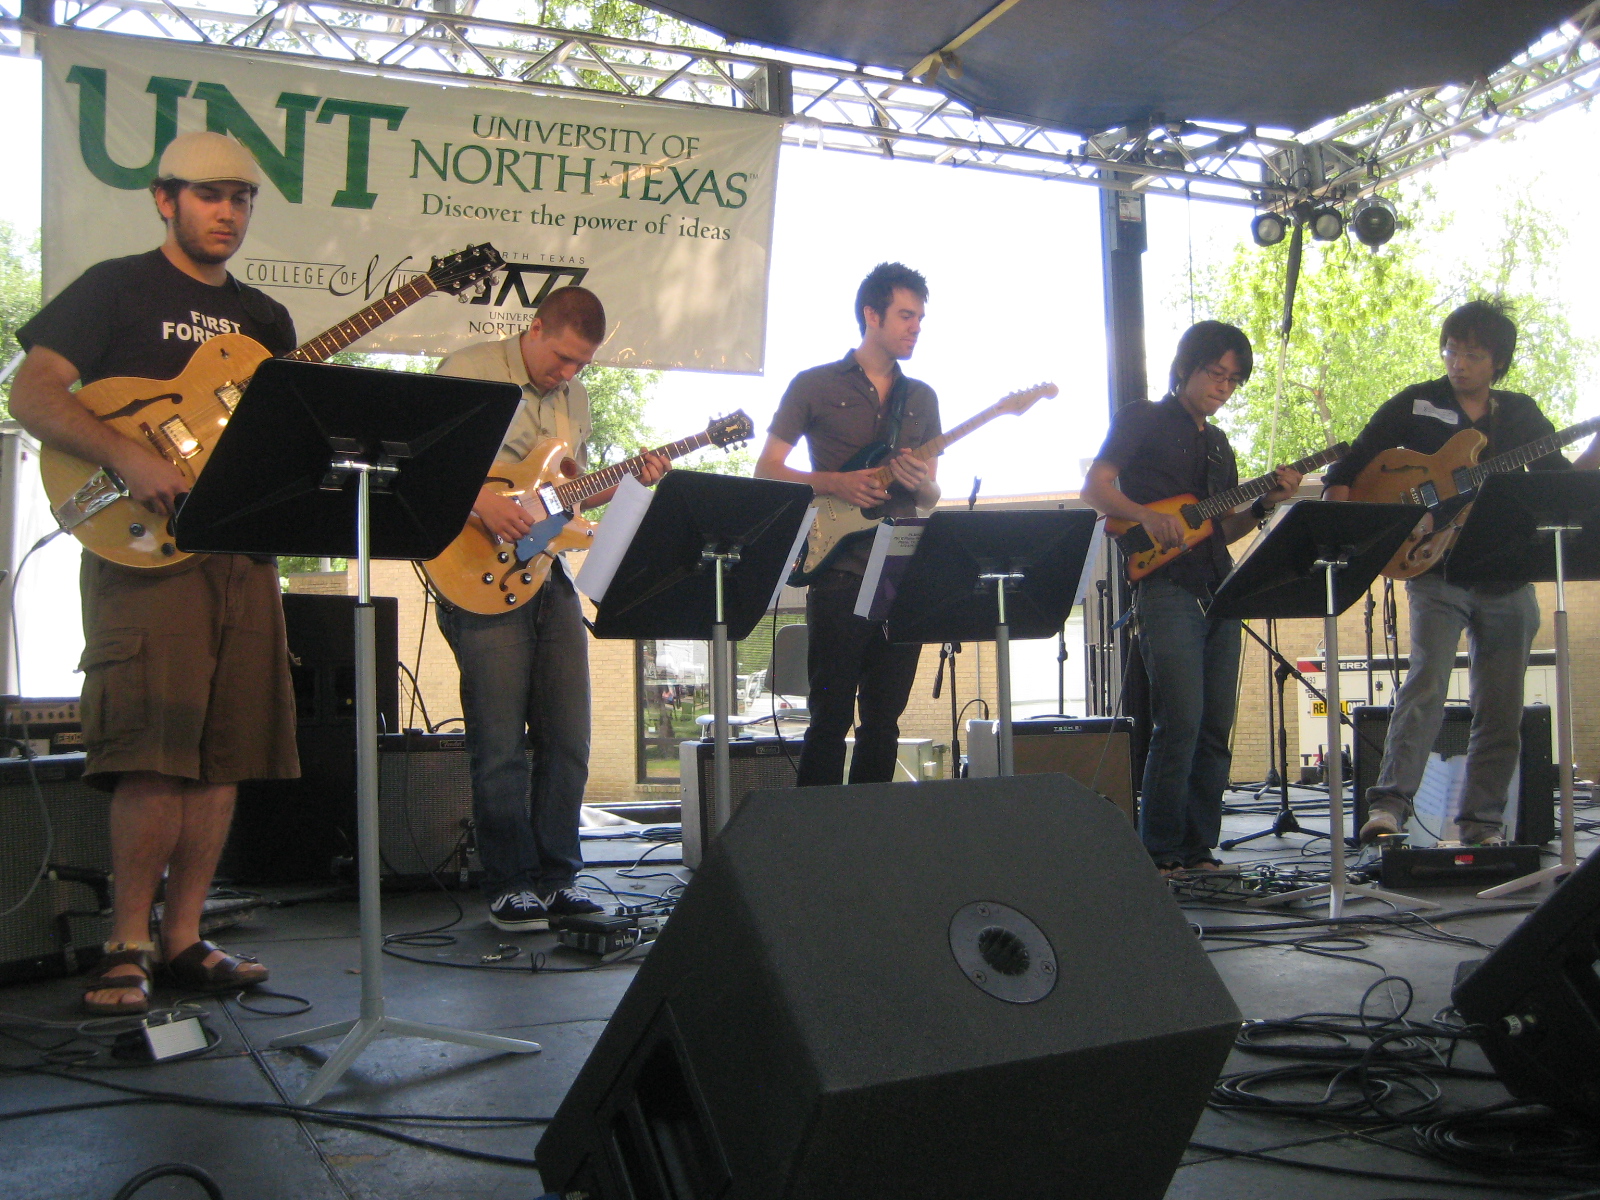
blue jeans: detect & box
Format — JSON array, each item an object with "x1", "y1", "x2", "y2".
[
  {"x1": 435, "y1": 568, "x2": 589, "y2": 898},
  {"x1": 1367, "y1": 575, "x2": 1539, "y2": 842},
  {"x1": 1134, "y1": 576, "x2": 1241, "y2": 865}
]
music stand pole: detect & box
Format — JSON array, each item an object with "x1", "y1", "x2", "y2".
[
  {"x1": 1480, "y1": 523, "x2": 1580, "y2": 898},
  {"x1": 271, "y1": 463, "x2": 541, "y2": 1104},
  {"x1": 706, "y1": 548, "x2": 739, "y2": 835},
  {"x1": 982, "y1": 570, "x2": 1024, "y2": 776}
]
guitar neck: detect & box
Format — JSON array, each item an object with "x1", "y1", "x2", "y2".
[
  {"x1": 871, "y1": 402, "x2": 1006, "y2": 486},
  {"x1": 1192, "y1": 443, "x2": 1350, "y2": 521},
  {"x1": 286, "y1": 277, "x2": 439, "y2": 363},
  {"x1": 1464, "y1": 416, "x2": 1600, "y2": 488},
  {"x1": 554, "y1": 431, "x2": 715, "y2": 507}
]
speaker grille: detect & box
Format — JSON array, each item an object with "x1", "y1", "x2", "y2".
[
  {"x1": 679, "y1": 738, "x2": 799, "y2": 867},
  {"x1": 0, "y1": 755, "x2": 112, "y2": 977}
]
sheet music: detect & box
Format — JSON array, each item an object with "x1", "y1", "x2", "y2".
[
  {"x1": 768, "y1": 508, "x2": 817, "y2": 610},
  {"x1": 1074, "y1": 517, "x2": 1106, "y2": 606},
  {"x1": 575, "y1": 475, "x2": 654, "y2": 604}
]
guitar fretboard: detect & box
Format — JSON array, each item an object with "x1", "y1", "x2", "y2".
[
  {"x1": 869, "y1": 402, "x2": 1009, "y2": 485},
  {"x1": 1191, "y1": 443, "x2": 1350, "y2": 521},
  {"x1": 286, "y1": 278, "x2": 437, "y2": 363},
  {"x1": 1463, "y1": 416, "x2": 1600, "y2": 488},
  {"x1": 554, "y1": 431, "x2": 715, "y2": 506}
]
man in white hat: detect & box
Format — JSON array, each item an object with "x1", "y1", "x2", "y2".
[{"x1": 12, "y1": 132, "x2": 299, "y2": 1014}]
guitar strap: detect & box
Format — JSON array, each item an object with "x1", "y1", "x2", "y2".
[{"x1": 879, "y1": 372, "x2": 912, "y2": 454}]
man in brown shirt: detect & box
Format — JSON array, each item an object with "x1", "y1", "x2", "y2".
[{"x1": 755, "y1": 262, "x2": 941, "y2": 785}]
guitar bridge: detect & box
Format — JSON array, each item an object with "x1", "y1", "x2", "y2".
[{"x1": 53, "y1": 469, "x2": 128, "y2": 531}]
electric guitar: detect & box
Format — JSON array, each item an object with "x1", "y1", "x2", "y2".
[
  {"x1": 1107, "y1": 443, "x2": 1350, "y2": 582},
  {"x1": 41, "y1": 243, "x2": 506, "y2": 569},
  {"x1": 423, "y1": 411, "x2": 755, "y2": 614},
  {"x1": 787, "y1": 382, "x2": 1058, "y2": 586},
  {"x1": 1350, "y1": 416, "x2": 1600, "y2": 579}
]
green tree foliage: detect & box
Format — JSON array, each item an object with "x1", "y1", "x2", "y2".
[
  {"x1": 0, "y1": 222, "x2": 42, "y2": 416},
  {"x1": 1190, "y1": 185, "x2": 1596, "y2": 475},
  {"x1": 583, "y1": 362, "x2": 660, "y2": 465}
]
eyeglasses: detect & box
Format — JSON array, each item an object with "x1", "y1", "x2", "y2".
[
  {"x1": 1441, "y1": 344, "x2": 1492, "y2": 365},
  {"x1": 1202, "y1": 365, "x2": 1247, "y2": 390}
]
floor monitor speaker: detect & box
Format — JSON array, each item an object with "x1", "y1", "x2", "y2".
[
  {"x1": 1351, "y1": 705, "x2": 1554, "y2": 845},
  {"x1": 1454, "y1": 844, "x2": 1600, "y2": 1118},
  {"x1": 965, "y1": 716, "x2": 1135, "y2": 821},
  {"x1": 538, "y1": 774, "x2": 1241, "y2": 1199}
]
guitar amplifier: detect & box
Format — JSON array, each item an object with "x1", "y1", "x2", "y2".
[
  {"x1": 281, "y1": 594, "x2": 401, "y2": 730},
  {"x1": 226, "y1": 731, "x2": 500, "y2": 885},
  {"x1": 965, "y1": 717, "x2": 1137, "y2": 822},
  {"x1": 1351, "y1": 705, "x2": 1554, "y2": 845},
  {"x1": 1, "y1": 696, "x2": 84, "y2": 759},
  {"x1": 680, "y1": 737, "x2": 799, "y2": 868},
  {"x1": 0, "y1": 754, "x2": 114, "y2": 983}
]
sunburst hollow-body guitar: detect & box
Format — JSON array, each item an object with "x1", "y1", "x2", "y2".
[
  {"x1": 424, "y1": 411, "x2": 754, "y2": 614},
  {"x1": 787, "y1": 381, "x2": 1058, "y2": 586},
  {"x1": 42, "y1": 243, "x2": 506, "y2": 568},
  {"x1": 1349, "y1": 415, "x2": 1600, "y2": 579},
  {"x1": 1107, "y1": 443, "x2": 1349, "y2": 582}
]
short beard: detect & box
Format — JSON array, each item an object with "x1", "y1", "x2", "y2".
[{"x1": 169, "y1": 196, "x2": 241, "y2": 266}]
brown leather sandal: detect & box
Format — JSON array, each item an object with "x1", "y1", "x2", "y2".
[
  {"x1": 163, "y1": 939, "x2": 269, "y2": 992},
  {"x1": 82, "y1": 942, "x2": 154, "y2": 1016}
]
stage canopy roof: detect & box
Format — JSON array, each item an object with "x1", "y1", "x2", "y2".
[{"x1": 651, "y1": 0, "x2": 1584, "y2": 135}]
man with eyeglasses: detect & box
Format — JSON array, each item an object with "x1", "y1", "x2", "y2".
[
  {"x1": 1084, "y1": 321, "x2": 1300, "y2": 876},
  {"x1": 1324, "y1": 299, "x2": 1600, "y2": 847}
]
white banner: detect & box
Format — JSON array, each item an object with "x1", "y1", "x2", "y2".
[{"x1": 40, "y1": 29, "x2": 781, "y2": 371}]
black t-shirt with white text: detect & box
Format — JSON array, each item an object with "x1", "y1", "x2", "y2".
[{"x1": 17, "y1": 249, "x2": 296, "y2": 383}]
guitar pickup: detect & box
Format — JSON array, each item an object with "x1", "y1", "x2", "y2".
[
  {"x1": 214, "y1": 380, "x2": 243, "y2": 416},
  {"x1": 536, "y1": 484, "x2": 567, "y2": 516},
  {"x1": 159, "y1": 415, "x2": 202, "y2": 459}
]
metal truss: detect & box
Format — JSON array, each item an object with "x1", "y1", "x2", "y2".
[{"x1": 1, "y1": 0, "x2": 1598, "y2": 210}]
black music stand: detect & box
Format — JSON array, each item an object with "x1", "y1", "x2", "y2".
[
  {"x1": 590, "y1": 471, "x2": 811, "y2": 842},
  {"x1": 1208, "y1": 500, "x2": 1434, "y2": 916},
  {"x1": 174, "y1": 358, "x2": 535, "y2": 1105},
  {"x1": 1443, "y1": 471, "x2": 1600, "y2": 898},
  {"x1": 882, "y1": 510, "x2": 1098, "y2": 776}
]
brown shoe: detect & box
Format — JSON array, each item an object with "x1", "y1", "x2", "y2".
[
  {"x1": 162, "y1": 939, "x2": 269, "y2": 992},
  {"x1": 82, "y1": 942, "x2": 153, "y2": 1015},
  {"x1": 1359, "y1": 809, "x2": 1402, "y2": 844}
]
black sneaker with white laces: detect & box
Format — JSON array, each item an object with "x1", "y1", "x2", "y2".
[
  {"x1": 488, "y1": 890, "x2": 548, "y2": 932},
  {"x1": 542, "y1": 885, "x2": 606, "y2": 922}
]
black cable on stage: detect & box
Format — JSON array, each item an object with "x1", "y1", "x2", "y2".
[
  {"x1": 112, "y1": 1162, "x2": 224, "y2": 1200},
  {"x1": 1185, "y1": 1137, "x2": 1569, "y2": 1194},
  {"x1": 1413, "y1": 1102, "x2": 1600, "y2": 1181}
]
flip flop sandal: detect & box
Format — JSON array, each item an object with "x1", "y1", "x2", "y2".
[
  {"x1": 1155, "y1": 861, "x2": 1187, "y2": 879},
  {"x1": 82, "y1": 942, "x2": 154, "y2": 1016},
  {"x1": 1186, "y1": 858, "x2": 1232, "y2": 872},
  {"x1": 163, "y1": 939, "x2": 269, "y2": 993}
]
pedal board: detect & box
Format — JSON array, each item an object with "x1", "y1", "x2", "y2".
[
  {"x1": 555, "y1": 913, "x2": 662, "y2": 960},
  {"x1": 1380, "y1": 843, "x2": 1543, "y2": 888}
]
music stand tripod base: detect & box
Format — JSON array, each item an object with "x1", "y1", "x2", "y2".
[{"x1": 1207, "y1": 501, "x2": 1439, "y2": 916}]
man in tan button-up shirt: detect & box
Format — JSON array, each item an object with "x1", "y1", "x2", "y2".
[{"x1": 434, "y1": 287, "x2": 664, "y2": 933}]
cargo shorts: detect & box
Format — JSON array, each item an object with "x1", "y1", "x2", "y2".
[{"x1": 77, "y1": 552, "x2": 299, "y2": 792}]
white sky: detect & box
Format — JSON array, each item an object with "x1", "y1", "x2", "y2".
[{"x1": 4, "y1": 50, "x2": 1599, "y2": 501}]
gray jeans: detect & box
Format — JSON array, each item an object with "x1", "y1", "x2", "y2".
[{"x1": 1367, "y1": 574, "x2": 1539, "y2": 842}]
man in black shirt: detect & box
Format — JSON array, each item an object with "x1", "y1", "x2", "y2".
[
  {"x1": 754, "y1": 262, "x2": 940, "y2": 786},
  {"x1": 1084, "y1": 322, "x2": 1300, "y2": 874},
  {"x1": 12, "y1": 132, "x2": 298, "y2": 1013},
  {"x1": 1323, "y1": 300, "x2": 1600, "y2": 845}
]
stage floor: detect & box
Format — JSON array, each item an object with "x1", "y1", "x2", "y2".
[{"x1": 0, "y1": 792, "x2": 1591, "y2": 1200}]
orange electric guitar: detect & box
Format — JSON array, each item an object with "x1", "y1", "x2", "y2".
[
  {"x1": 423, "y1": 411, "x2": 754, "y2": 614},
  {"x1": 1108, "y1": 443, "x2": 1349, "y2": 582},
  {"x1": 1349, "y1": 416, "x2": 1600, "y2": 579},
  {"x1": 42, "y1": 243, "x2": 505, "y2": 568}
]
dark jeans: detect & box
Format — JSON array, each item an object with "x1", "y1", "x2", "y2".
[
  {"x1": 798, "y1": 569, "x2": 922, "y2": 786},
  {"x1": 1134, "y1": 576, "x2": 1241, "y2": 865},
  {"x1": 435, "y1": 568, "x2": 589, "y2": 898}
]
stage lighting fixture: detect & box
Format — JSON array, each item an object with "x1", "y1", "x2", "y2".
[
  {"x1": 1251, "y1": 212, "x2": 1288, "y2": 246},
  {"x1": 1308, "y1": 205, "x2": 1344, "y2": 241},
  {"x1": 1351, "y1": 197, "x2": 1398, "y2": 247}
]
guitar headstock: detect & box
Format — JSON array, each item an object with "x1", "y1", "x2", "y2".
[
  {"x1": 708, "y1": 410, "x2": 755, "y2": 449},
  {"x1": 997, "y1": 382, "x2": 1059, "y2": 415},
  {"x1": 427, "y1": 243, "x2": 506, "y2": 294}
]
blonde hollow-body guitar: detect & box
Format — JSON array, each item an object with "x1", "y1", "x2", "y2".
[
  {"x1": 1106, "y1": 443, "x2": 1350, "y2": 582},
  {"x1": 1349, "y1": 415, "x2": 1600, "y2": 579},
  {"x1": 423, "y1": 412, "x2": 754, "y2": 614},
  {"x1": 787, "y1": 381, "x2": 1058, "y2": 586},
  {"x1": 40, "y1": 243, "x2": 505, "y2": 568}
]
